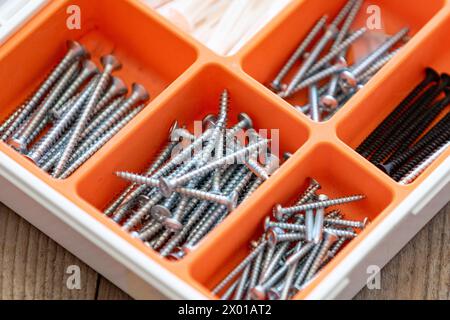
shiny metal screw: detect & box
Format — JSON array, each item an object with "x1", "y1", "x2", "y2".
[
  {"x1": 269, "y1": 15, "x2": 328, "y2": 91},
  {"x1": 54, "y1": 55, "x2": 122, "y2": 177}
]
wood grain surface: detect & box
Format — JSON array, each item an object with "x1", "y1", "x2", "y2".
[{"x1": 0, "y1": 201, "x2": 448, "y2": 300}]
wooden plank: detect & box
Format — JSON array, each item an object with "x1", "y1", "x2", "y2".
[
  {"x1": 0, "y1": 204, "x2": 98, "y2": 299},
  {"x1": 96, "y1": 277, "x2": 131, "y2": 300},
  {"x1": 1, "y1": 201, "x2": 448, "y2": 299},
  {"x1": 355, "y1": 202, "x2": 449, "y2": 300}
]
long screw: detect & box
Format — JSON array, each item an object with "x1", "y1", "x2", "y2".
[{"x1": 53, "y1": 55, "x2": 122, "y2": 177}]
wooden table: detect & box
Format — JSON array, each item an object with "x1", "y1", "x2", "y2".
[{"x1": 0, "y1": 201, "x2": 448, "y2": 300}]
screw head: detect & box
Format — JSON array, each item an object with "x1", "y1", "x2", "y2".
[
  {"x1": 202, "y1": 114, "x2": 217, "y2": 130},
  {"x1": 263, "y1": 216, "x2": 272, "y2": 232},
  {"x1": 81, "y1": 59, "x2": 99, "y2": 76},
  {"x1": 111, "y1": 76, "x2": 128, "y2": 96},
  {"x1": 307, "y1": 177, "x2": 321, "y2": 189},
  {"x1": 317, "y1": 194, "x2": 328, "y2": 201},
  {"x1": 66, "y1": 40, "x2": 88, "y2": 59},
  {"x1": 340, "y1": 70, "x2": 357, "y2": 88},
  {"x1": 101, "y1": 54, "x2": 122, "y2": 71},
  {"x1": 273, "y1": 204, "x2": 285, "y2": 221},
  {"x1": 266, "y1": 227, "x2": 284, "y2": 247},
  {"x1": 320, "y1": 94, "x2": 338, "y2": 109},
  {"x1": 159, "y1": 177, "x2": 176, "y2": 197},
  {"x1": 237, "y1": 113, "x2": 253, "y2": 129},
  {"x1": 324, "y1": 230, "x2": 339, "y2": 244},
  {"x1": 227, "y1": 191, "x2": 239, "y2": 211},
  {"x1": 250, "y1": 285, "x2": 267, "y2": 300},
  {"x1": 163, "y1": 217, "x2": 183, "y2": 231},
  {"x1": 24, "y1": 152, "x2": 39, "y2": 164},
  {"x1": 151, "y1": 204, "x2": 172, "y2": 220},
  {"x1": 424, "y1": 67, "x2": 440, "y2": 83},
  {"x1": 131, "y1": 83, "x2": 150, "y2": 102}
]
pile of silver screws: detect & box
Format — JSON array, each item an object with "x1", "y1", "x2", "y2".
[
  {"x1": 213, "y1": 178, "x2": 368, "y2": 300},
  {"x1": 106, "y1": 90, "x2": 283, "y2": 259},
  {"x1": 270, "y1": 0, "x2": 409, "y2": 122},
  {"x1": 0, "y1": 40, "x2": 149, "y2": 179}
]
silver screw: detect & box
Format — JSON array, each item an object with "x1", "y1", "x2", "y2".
[
  {"x1": 92, "y1": 76, "x2": 128, "y2": 115},
  {"x1": 312, "y1": 194, "x2": 328, "y2": 243},
  {"x1": 158, "y1": 139, "x2": 269, "y2": 196},
  {"x1": 274, "y1": 194, "x2": 365, "y2": 217},
  {"x1": 309, "y1": 85, "x2": 321, "y2": 122},
  {"x1": 51, "y1": 59, "x2": 99, "y2": 115},
  {"x1": 58, "y1": 105, "x2": 143, "y2": 179},
  {"x1": 53, "y1": 54, "x2": 122, "y2": 177},
  {"x1": 305, "y1": 231, "x2": 339, "y2": 281},
  {"x1": 269, "y1": 15, "x2": 328, "y2": 91},
  {"x1": 212, "y1": 240, "x2": 267, "y2": 295},
  {"x1": 283, "y1": 24, "x2": 338, "y2": 97},
  {"x1": 1, "y1": 41, "x2": 87, "y2": 142},
  {"x1": 10, "y1": 62, "x2": 80, "y2": 151},
  {"x1": 26, "y1": 79, "x2": 98, "y2": 162}
]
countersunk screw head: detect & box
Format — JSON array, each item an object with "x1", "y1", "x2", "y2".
[
  {"x1": 250, "y1": 285, "x2": 267, "y2": 300},
  {"x1": 151, "y1": 204, "x2": 172, "y2": 220},
  {"x1": 202, "y1": 114, "x2": 217, "y2": 130},
  {"x1": 101, "y1": 54, "x2": 122, "y2": 72},
  {"x1": 424, "y1": 67, "x2": 440, "y2": 83},
  {"x1": 111, "y1": 76, "x2": 128, "y2": 96},
  {"x1": 228, "y1": 191, "x2": 240, "y2": 211},
  {"x1": 238, "y1": 112, "x2": 253, "y2": 129},
  {"x1": 66, "y1": 40, "x2": 89, "y2": 59},
  {"x1": 131, "y1": 82, "x2": 150, "y2": 102},
  {"x1": 163, "y1": 217, "x2": 183, "y2": 231},
  {"x1": 82, "y1": 59, "x2": 99, "y2": 75},
  {"x1": 159, "y1": 177, "x2": 176, "y2": 197},
  {"x1": 307, "y1": 177, "x2": 321, "y2": 189}
]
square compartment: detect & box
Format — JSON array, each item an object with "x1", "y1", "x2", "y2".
[
  {"x1": 337, "y1": 11, "x2": 450, "y2": 186},
  {"x1": 0, "y1": 0, "x2": 198, "y2": 136},
  {"x1": 188, "y1": 142, "x2": 395, "y2": 298},
  {"x1": 75, "y1": 63, "x2": 310, "y2": 216},
  {"x1": 240, "y1": 0, "x2": 446, "y2": 113}
]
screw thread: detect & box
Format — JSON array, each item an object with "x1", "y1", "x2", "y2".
[
  {"x1": 306, "y1": 233, "x2": 338, "y2": 281},
  {"x1": 58, "y1": 106, "x2": 143, "y2": 179},
  {"x1": 352, "y1": 27, "x2": 409, "y2": 77},
  {"x1": 270, "y1": 15, "x2": 328, "y2": 89},
  {"x1": 277, "y1": 194, "x2": 365, "y2": 216},
  {"x1": 212, "y1": 240, "x2": 267, "y2": 295},
  {"x1": 308, "y1": 27, "x2": 366, "y2": 76},
  {"x1": 399, "y1": 141, "x2": 450, "y2": 185},
  {"x1": 357, "y1": 68, "x2": 439, "y2": 155},
  {"x1": 285, "y1": 26, "x2": 337, "y2": 97}
]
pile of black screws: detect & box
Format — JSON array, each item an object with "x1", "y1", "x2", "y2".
[
  {"x1": 357, "y1": 68, "x2": 450, "y2": 184},
  {"x1": 106, "y1": 90, "x2": 283, "y2": 259},
  {"x1": 213, "y1": 178, "x2": 368, "y2": 300},
  {"x1": 0, "y1": 40, "x2": 149, "y2": 179},
  {"x1": 269, "y1": 0, "x2": 408, "y2": 122}
]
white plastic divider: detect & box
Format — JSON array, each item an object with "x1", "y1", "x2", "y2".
[{"x1": 0, "y1": 0, "x2": 48, "y2": 45}]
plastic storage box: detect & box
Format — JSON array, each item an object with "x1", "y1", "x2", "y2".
[
  {"x1": 0, "y1": 0, "x2": 48, "y2": 44},
  {"x1": 0, "y1": 0, "x2": 449, "y2": 299}
]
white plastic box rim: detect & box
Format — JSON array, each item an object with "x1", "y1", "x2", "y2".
[
  {"x1": 0, "y1": 0, "x2": 48, "y2": 45},
  {"x1": 1, "y1": 148, "x2": 449, "y2": 299}
]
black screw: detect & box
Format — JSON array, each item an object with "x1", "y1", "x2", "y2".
[
  {"x1": 379, "y1": 111, "x2": 450, "y2": 175},
  {"x1": 392, "y1": 129, "x2": 450, "y2": 181},
  {"x1": 386, "y1": 89, "x2": 450, "y2": 162},
  {"x1": 366, "y1": 83, "x2": 440, "y2": 161},
  {"x1": 356, "y1": 68, "x2": 439, "y2": 156}
]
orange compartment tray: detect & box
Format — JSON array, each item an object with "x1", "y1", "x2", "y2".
[{"x1": 0, "y1": 0, "x2": 449, "y2": 299}]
